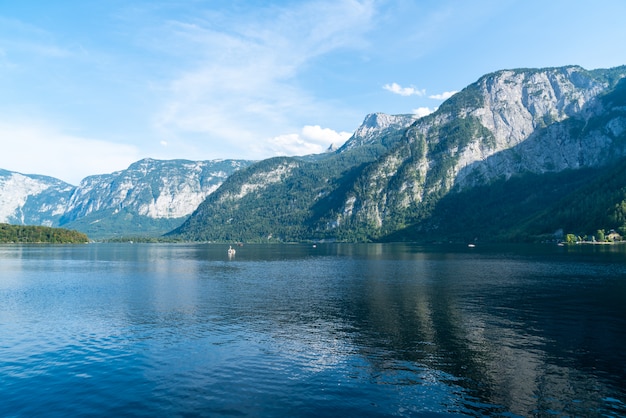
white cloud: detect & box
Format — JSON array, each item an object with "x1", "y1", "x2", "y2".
[
  {"x1": 301, "y1": 125, "x2": 352, "y2": 146},
  {"x1": 412, "y1": 107, "x2": 435, "y2": 117},
  {"x1": 0, "y1": 121, "x2": 140, "y2": 184},
  {"x1": 429, "y1": 91, "x2": 457, "y2": 100},
  {"x1": 269, "y1": 133, "x2": 321, "y2": 156},
  {"x1": 153, "y1": 0, "x2": 375, "y2": 157},
  {"x1": 383, "y1": 82, "x2": 426, "y2": 97},
  {"x1": 268, "y1": 125, "x2": 352, "y2": 156}
]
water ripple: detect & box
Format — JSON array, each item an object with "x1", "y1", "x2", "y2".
[{"x1": 1, "y1": 243, "x2": 625, "y2": 417}]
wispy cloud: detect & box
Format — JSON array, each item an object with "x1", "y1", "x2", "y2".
[
  {"x1": 152, "y1": 0, "x2": 375, "y2": 159},
  {"x1": 382, "y1": 82, "x2": 426, "y2": 97},
  {"x1": 429, "y1": 91, "x2": 457, "y2": 100},
  {"x1": 0, "y1": 121, "x2": 140, "y2": 184},
  {"x1": 384, "y1": 83, "x2": 457, "y2": 100},
  {"x1": 0, "y1": 17, "x2": 75, "y2": 61}
]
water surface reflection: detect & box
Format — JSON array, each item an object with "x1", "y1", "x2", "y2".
[{"x1": 0, "y1": 243, "x2": 624, "y2": 416}]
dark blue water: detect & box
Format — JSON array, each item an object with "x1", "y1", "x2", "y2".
[{"x1": 1, "y1": 243, "x2": 625, "y2": 417}]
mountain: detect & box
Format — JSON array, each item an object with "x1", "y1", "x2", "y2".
[
  {"x1": 322, "y1": 66, "x2": 626, "y2": 241},
  {"x1": 167, "y1": 113, "x2": 419, "y2": 242},
  {"x1": 4, "y1": 65, "x2": 626, "y2": 243},
  {"x1": 338, "y1": 112, "x2": 419, "y2": 151},
  {"x1": 0, "y1": 158, "x2": 252, "y2": 240},
  {"x1": 170, "y1": 65, "x2": 626, "y2": 243},
  {"x1": 0, "y1": 169, "x2": 74, "y2": 227},
  {"x1": 60, "y1": 158, "x2": 252, "y2": 239}
]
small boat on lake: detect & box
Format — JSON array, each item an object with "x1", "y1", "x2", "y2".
[{"x1": 228, "y1": 246, "x2": 236, "y2": 257}]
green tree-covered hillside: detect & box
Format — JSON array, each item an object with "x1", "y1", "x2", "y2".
[
  {"x1": 0, "y1": 223, "x2": 89, "y2": 243},
  {"x1": 385, "y1": 157, "x2": 626, "y2": 243},
  {"x1": 167, "y1": 66, "x2": 626, "y2": 244}
]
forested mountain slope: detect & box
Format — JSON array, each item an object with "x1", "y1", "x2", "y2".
[
  {"x1": 171, "y1": 65, "x2": 626, "y2": 242},
  {"x1": 168, "y1": 114, "x2": 417, "y2": 242},
  {"x1": 323, "y1": 66, "x2": 626, "y2": 241}
]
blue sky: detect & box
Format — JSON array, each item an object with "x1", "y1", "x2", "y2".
[{"x1": 1, "y1": 0, "x2": 625, "y2": 184}]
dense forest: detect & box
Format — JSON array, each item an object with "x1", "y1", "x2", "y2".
[
  {"x1": 385, "y1": 158, "x2": 626, "y2": 243},
  {"x1": 0, "y1": 223, "x2": 89, "y2": 243}
]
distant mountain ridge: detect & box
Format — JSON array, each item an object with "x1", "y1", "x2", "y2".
[
  {"x1": 0, "y1": 158, "x2": 252, "y2": 239},
  {"x1": 62, "y1": 158, "x2": 249, "y2": 221}
]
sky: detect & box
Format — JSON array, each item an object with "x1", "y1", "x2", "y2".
[{"x1": 1, "y1": 0, "x2": 626, "y2": 184}]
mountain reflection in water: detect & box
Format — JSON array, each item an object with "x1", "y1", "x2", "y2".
[{"x1": 0, "y1": 243, "x2": 624, "y2": 417}]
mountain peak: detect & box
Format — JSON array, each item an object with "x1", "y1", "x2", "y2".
[{"x1": 339, "y1": 113, "x2": 418, "y2": 151}]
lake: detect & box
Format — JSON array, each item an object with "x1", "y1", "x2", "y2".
[{"x1": 0, "y1": 243, "x2": 625, "y2": 417}]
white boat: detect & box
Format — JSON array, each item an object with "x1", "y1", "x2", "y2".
[{"x1": 228, "y1": 245, "x2": 236, "y2": 256}]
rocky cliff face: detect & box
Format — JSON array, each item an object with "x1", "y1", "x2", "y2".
[
  {"x1": 0, "y1": 169, "x2": 73, "y2": 226},
  {"x1": 61, "y1": 158, "x2": 250, "y2": 223},
  {"x1": 453, "y1": 67, "x2": 625, "y2": 186},
  {"x1": 324, "y1": 66, "x2": 626, "y2": 237},
  {"x1": 0, "y1": 158, "x2": 251, "y2": 238},
  {"x1": 339, "y1": 113, "x2": 418, "y2": 151}
]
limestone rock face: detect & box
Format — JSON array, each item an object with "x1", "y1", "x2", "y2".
[
  {"x1": 0, "y1": 170, "x2": 73, "y2": 226},
  {"x1": 454, "y1": 67, "x2": 623, "y2": 186},
  {"x1": 339, "y1": 112, "x2": 419, "y2": 151},
  {"x1": 62, "y1": 158, "x2": 250, "y2": 222},
  {"x1": 329, "y1": 66, "x2": 626, "y2": 235}
]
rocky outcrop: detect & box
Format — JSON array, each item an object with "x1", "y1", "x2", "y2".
[
  {"x1": 327, "y1": 66, "x2": 626, "y2": 237},
  {"x1": 0, "y1": 170, "x2": 73, "y2": 226},
  {"x1": 453, "y1": 67, "x2": 625, "y2": 187},
  {"x1": 338, "y1": 112, "x2": 419, "y2": 151},
  {"x1": 61, "y1": 158, "x2": 250, "y2": 223}
]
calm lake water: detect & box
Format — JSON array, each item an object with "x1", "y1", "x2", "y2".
[{"x1": 0, "y1": 243, "x2": 625, "y2": 417}]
